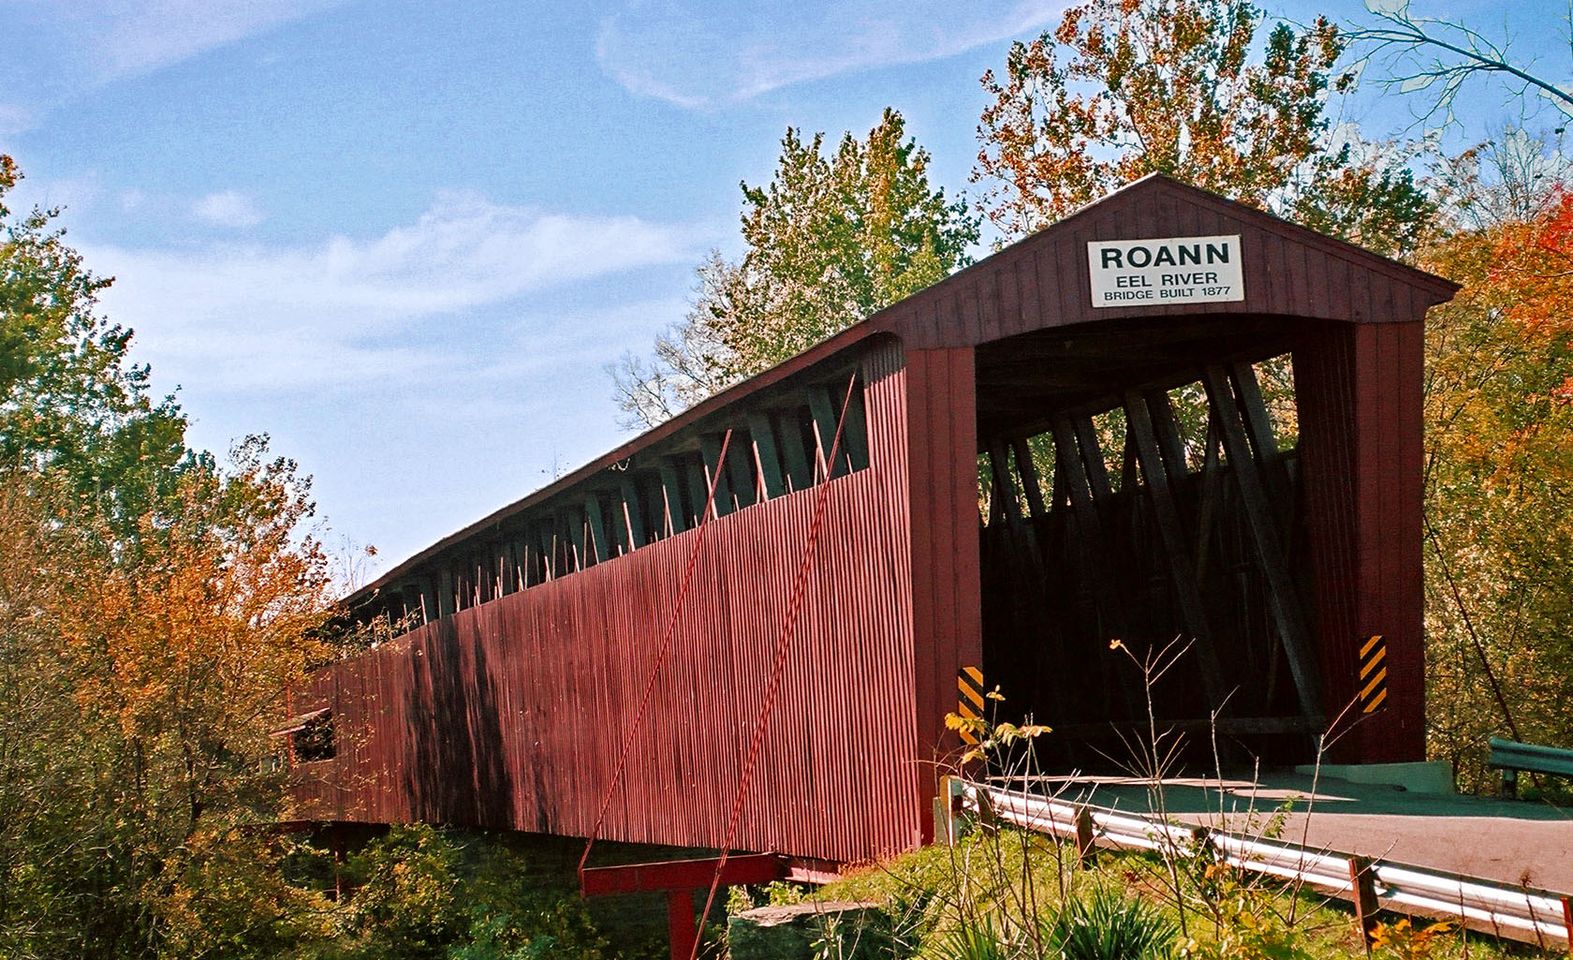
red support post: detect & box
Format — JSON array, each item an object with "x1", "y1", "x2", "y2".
[
  {"x1": 579, "y1": 853, "x2": 787, "y2": 960},
  {"x1": 667, "y1": 889, "x2": 697, "y2": 960}
]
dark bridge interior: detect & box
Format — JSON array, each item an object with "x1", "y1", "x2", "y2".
[{"x1": 973, "y1": 315, "x2": 1321, "y2": 768}]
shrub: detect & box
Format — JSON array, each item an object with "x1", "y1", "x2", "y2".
[{"x1": 1046, "y1": 887, "x2": 1178, "y2": 960}]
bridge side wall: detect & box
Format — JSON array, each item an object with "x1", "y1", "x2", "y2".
[{"x1": 289, "y1": 342, "x2": 924, "y2": 863}]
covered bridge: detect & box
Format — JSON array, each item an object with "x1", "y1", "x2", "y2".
[{"x1": 283, "y1": 175, "x2": 1456, "y2": 866}]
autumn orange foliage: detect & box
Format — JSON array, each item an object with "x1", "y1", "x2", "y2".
[{"x1": 1418, "y1": 187, "x2": 1573, "y2": 786}]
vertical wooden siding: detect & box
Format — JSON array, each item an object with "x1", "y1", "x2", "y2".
[
  {"x1": 291, "y1": 343, "x2": 921, "y2": 863},
  {"x1": 903, "y1": 346, "x2": 982, "y2": 840},
  {"x1": 1294, "y1": 320, "x2": 1426, "y2": 762},
  {"x1": 296, "y1": 177, "x2": 1457, "y2": 862}
]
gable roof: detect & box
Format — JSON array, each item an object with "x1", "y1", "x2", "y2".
[{"x1": 865, "y1": 173, "x2": 1457, "y2": 349}]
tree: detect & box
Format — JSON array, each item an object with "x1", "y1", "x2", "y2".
[
  {"x1": 0, "y1": 156, "x2": 190, "y2": 532},
  {"x1": 972, "y1": 0, "x2": 1434, "y2": 258},
  {"x1": 0, "y1": 442, "x2": 334, "y2": 957},
  {"x1": 1428, "y1": 127, "x2": 1572, "y2": 231},
  {"x1": 612, "y1": 109, "x2": 979, "y2": 428},
  {"x1": 608, "y1": 253, "x2": 745, "y2": 429},
  {"x1": 0, "y1": 155, "x2": 338, "y2": 956},
  {"x1": 1419, "y1": 182, "x2": 1573, "y2": 787}
]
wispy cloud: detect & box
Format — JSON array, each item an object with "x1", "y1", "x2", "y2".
[
  {"x1": 193, "y1": 190, "x2": 266, "y2": 228},
  {"x1": 83, "y1": 192, "x2": 707, "y2": 394},
  {"x1": 0, "y1": 0, "x2": 343, "y2": 130},
  {"x1": 81, "y1": 0, "x2": 343, "y2": 82},
  {"x1": 0, "y1": 102, "x2": 35, "y2": 136},
  {"x1": 596, "y1": 0, "x2": 1067, "y2": 109}
]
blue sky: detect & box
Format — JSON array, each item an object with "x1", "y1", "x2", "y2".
[{"x1": 2, "y1": 0, "x2": 1563, "y2": 579}]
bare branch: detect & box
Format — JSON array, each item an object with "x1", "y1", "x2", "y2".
[{"x1": 1348, "y1": 4, "x2": 1573, "y2": 126}]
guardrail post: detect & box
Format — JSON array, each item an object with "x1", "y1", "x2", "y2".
[
  {"x1": 1349, "y1": 856, "x2": 1380, "y2": 952},
  {"x1": 1075, "y1": 807, "x2": 1096, "y2": 869},
  {"x1": 1560, "y1": 896, "x2": 1572, "y2": 958},
  {"x1": 971, "y1": 784, "x2": 999, "y2": 835},
  {"x1": 934, "y1": 776, "x2": 965, "y2": 846}
]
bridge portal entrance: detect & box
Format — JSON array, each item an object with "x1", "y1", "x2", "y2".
[{"x1": 974, "y1": 319, "x2": 1321, "y2": 768}]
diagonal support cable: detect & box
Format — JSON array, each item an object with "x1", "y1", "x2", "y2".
[
  {"x1": 688, "y1": 371, "x2": 859, "y2": 960},
  {"x1": 579, "y1": 429, "x2": 735, "y2": 876}
]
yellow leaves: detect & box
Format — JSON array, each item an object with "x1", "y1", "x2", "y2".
[
  {"x1": 946, "y1": 692, "x2": 1052, "y2": 770},
  {"x1": 11, "y1": 441, "x2": 333, "y2": 833},
  {"x1": 1370, "y1": 918, "x2": 1453, "y2": 959},
  {"x1": 1420, "y1": 173, "x2": 1573, "y2": 791}
]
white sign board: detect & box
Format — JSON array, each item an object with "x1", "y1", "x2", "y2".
[{"x1": 1087, "y1": 234, "x2": 1245, "y2": 308}]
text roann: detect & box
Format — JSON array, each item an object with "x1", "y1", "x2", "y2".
[{"x1": 1100, "y1": 242, "x2": 1231, "y2": 270}]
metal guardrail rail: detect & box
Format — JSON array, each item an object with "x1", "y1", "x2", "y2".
[
  {"x1": 1489, "y1": 738, "x2": 1573, "y2": 799},
  {"x1": 943, "y1": 778, "x2": 1573, "y2": 952}
]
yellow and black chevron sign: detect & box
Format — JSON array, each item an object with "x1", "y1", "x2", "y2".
[
  {"x1": 1357, "y1": 635, "x2": 1388, "y2": 714},
  {"x1": 957, "y1": 666, "x2": 985, "y2": 744}
]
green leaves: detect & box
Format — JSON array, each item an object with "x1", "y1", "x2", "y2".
[
  {"x1": 0, "y1": 156, "x2": 339, "y2": 958},
  {"x1": 612, "y1": 109, "x2": 979, "y2": 428},
  {"x1": 0, "y1": 154, "x2": 191, "y2": 532},
  {"x1": 1047, "y1": 887, "x2": 1179, "y2": 960},
  {"x1": 726, "y1": 108, "x2": 979, "y2": 370},
  {"x1": 1419, "y1": 189, "x2": 1573, "y2": 789}
]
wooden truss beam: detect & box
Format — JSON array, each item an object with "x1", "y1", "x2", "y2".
[
  {"x1": 1123, "y1": 389, "x2": 1227, "y2": 709},
  {"x1": 1202, "y1": 364, "x2": 1322, "y2": 720}
]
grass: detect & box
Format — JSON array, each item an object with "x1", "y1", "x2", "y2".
[{"x1": 783, "y1": 828, "x2": 1559, "y2": 959}]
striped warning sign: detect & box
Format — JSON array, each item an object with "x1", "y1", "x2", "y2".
[
  {"x1": 1357, "y1": 635, "x2": 1387, "y2": 714},
  {"x1": 957, "y1": 666, "x2": 985, "y2": 744}
]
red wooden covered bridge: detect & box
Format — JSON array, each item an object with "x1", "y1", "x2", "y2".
[{"x1": 282, "y1": 175, "x2": 1456, "y2": 870}]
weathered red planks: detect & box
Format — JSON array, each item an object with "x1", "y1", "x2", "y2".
[
  {"x1": 291, "y1": 343, "x2": 922, "y2": 864},
  {"x1": 866, "y1": 177, "x2": 1450, "y2": 351},
  {"x1": 900, "y1": 346, "x2": 981, "y2": 841}
]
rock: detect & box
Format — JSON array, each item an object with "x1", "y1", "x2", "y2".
[{"x1": 727, "y1": 901, "x2": 889, "y2": 959}]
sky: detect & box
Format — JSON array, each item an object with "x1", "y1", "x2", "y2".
[{"x1": 2, "y1": 0, "x2": 1565, "y2": 580}]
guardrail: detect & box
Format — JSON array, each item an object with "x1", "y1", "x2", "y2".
[
  {"x1": 1489, "y1": 738, "x2": 1573, "y2": 799},
  {"x1": 941, "y1": 778, "x2": 1573, "y2": 952}
]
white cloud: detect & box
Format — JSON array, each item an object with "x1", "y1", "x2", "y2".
[
  {"x1": 74, "y1": 0, "x2": 342, "y2": 83},
  {"x1": 83, "y1": 193, "x2": 707, "y2": 394},
  {"x1": 193, "y1": 190, "x2": 266, "y2": 228},
  {"x1": 596, "y1": 0, "x2": 1068, "y2": 108},
  {"x1": 0, "y1": 0, "x2": 343, "y2": 130}
]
